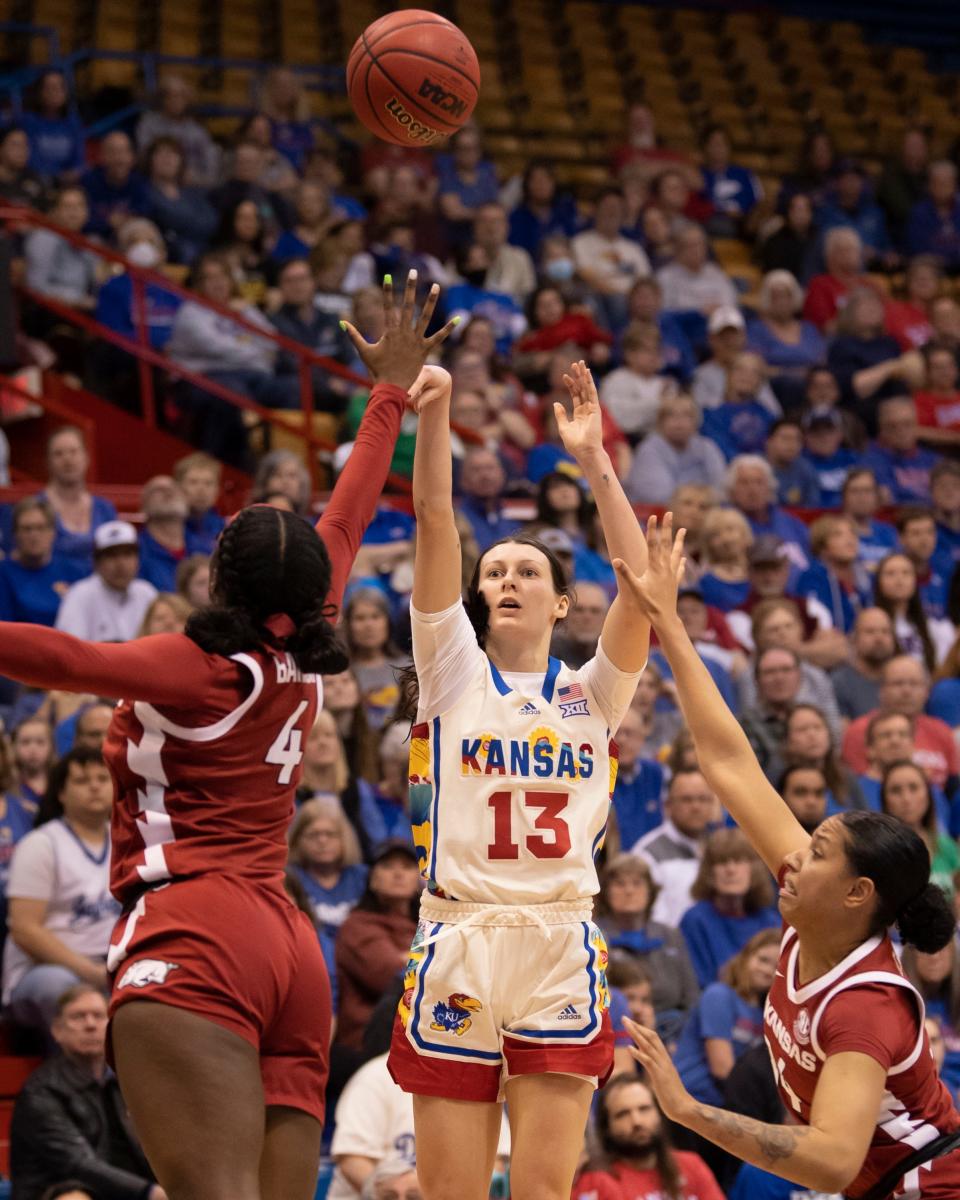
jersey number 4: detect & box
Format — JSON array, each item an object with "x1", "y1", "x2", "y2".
[
  {"x1": 487, "y1": 790, "x2": 571, "y2": 860},
  {"x1": 266, "y1": 700, "x2": 309, "y2": 784}
]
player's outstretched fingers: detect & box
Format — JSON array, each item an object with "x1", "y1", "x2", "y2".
[
  {"x1": 400, "y1": 268, "x2": 418, "y2": 326},
  {"x1": 339, "y1": 320, "x2": 373, "y2": 366},
  {"x1": 646, "y1": 514, "x2": 659, "y2": 561},
  {"x1": 416, "y1": 283, "x2": 441, "y2": 336},
  {"x1": 426, "y1": 316, "x2": 460, "y2": 350},
  {"x1": 382, "y1": 273, "x2": 397, "y2": 328}
]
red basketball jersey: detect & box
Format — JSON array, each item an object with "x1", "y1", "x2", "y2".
[
  {"x1": 104, "y1": 641, "x2": 319, "y2": 906},
  {"x1": 765, "y1": 924, "x2": 960, "y2": 1198}
]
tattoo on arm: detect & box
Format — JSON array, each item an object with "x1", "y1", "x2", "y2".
[
  {"x1": 601, "y1": 473, "x2": 609, "y2": 484},
  {"x1": 693, "y1": 1104, "x2": 813, "y2": 1167}
]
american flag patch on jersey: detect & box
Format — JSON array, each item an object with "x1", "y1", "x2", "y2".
[{"x1": 557, "y1": 682, "x2": 590, "y2": 718}]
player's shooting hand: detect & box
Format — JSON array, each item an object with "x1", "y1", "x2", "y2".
[
  {"x1": 623, "y1": 1017, "x2": 693, "y2": 1123},
  {"x1": 340, "y1": 270, "x2": 458, "y2": 392},
  {"x1": 611, "y1": 513, "x2": 686, "y2": 625},
  {"x1": 408, "y1": 365, "x2": 453, "y2": 414},
  {"x1": 555, "y1": 359, "x2": 604, "y2": 461}
]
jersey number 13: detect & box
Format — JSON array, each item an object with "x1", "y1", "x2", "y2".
[{"x1": 487, "y1": 790, "x2": 571, "y2": 860}]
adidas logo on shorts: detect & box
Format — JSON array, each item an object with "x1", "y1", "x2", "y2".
[
  {"x1": 558, "y1": 1004, "x2": 581, "y2": 1021},
  {"x1": 518, "y1": 702, "x2": 540, "y2": 716}
]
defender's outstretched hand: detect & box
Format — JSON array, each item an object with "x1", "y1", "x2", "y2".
[
  {"x1": 623, "y1": 1018, "x2": 692, "y2": 1123},
  {"x1": 341, "y1": 270, "x2": 457, "y2": 391},
  {"x1": 612, "y1": 512, "x2": 686, "y2": 624},
  {"x1": 555, "y1": 359, "x2": 604, "y2": 459}
]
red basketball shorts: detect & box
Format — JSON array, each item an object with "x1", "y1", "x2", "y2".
[{"x1": 106, "y1": 874, "x2": 331, "y2": 1122}]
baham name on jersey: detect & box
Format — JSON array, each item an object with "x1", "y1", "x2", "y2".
[{"x1": 409, "y1": 654, "x2": 618, "y2": 906}]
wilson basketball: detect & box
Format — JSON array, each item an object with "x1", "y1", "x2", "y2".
[{"x1": 347, "y1": 11, "x2": 480, "y2": 147}]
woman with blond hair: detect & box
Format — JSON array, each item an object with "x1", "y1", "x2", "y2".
[
  {"x1": 673, "y1": 927, "x2": 780, "y2": 1106},
  {"x1": 696, "y1": 508, "x2": 753, "y2": 612},
  {"x1": 137, "y1": 593, "x2": 192, "y2": 637},
  {"x1": 679, "y1": 828, "x2": 779, "y2": 988},
  {"x1": 296, "y1": 708, "x2": 386, "y2": 859},
  {"x1": 288, "y1": 796, "x2": 367, "y2": 939}
]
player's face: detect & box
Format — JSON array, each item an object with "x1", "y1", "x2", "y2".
[
  {"x1": 476, "y1": 544, "x2": 569, "y2": 644},
  {"x1": 883, "y1": 765, "x2": 930, "y2": 829},
  {"x1": 779, "y1": 818, "x2": 870, "y2": 933},
  {"x1": 605, "y1": 1082, "x2": 662, "y2": 1147},
  {"x1": 52, "y1": 991, "x2": 109, "y2": 1059},
  {"x1": 710, "y1": 857, "x2": 752, "y2": 899},
  {"x1": 299, "y1": 818, "x2": 342, "y2": 867},
  {"x1": 348, "y1": 601, "x2": 390, "y2": 652}
]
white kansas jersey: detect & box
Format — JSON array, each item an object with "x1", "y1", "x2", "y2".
[{"x1": 409, "y1": 601, "x2": 642, "y2": 905}]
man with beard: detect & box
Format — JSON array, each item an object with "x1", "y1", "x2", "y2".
[
  {"x1": 777, "y1": 764, "x2": 828, "y2": 834},
  {"x1": 136, "y1": 474, "x2": 205, "y2": 592},
  {"x1": 574, "y1": 1075, "x2": 723, "y2": 1200},
  {"x1": 829, "y1": 606, "x2": 896, "y2": 721}
]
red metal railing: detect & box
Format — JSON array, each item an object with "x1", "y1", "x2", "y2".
[{"x1": 3, "y1": 205, "x2": 483, "y2": 493}]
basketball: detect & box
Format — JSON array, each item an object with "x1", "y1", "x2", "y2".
[{"x1": 347, "y1": 10, "x2": 480, "y2": 147}]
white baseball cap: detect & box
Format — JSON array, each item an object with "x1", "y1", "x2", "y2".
[
  {"x1": 94, "y1": 520, "x2": 139, "y2": 553},
  {"x1": 708, "y1": 305, "x2": 746, "y2": 334}
]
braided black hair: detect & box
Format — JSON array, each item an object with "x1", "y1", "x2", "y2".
[{"x1": 186, "y1": 505, "x2": 348, "y2": 674}]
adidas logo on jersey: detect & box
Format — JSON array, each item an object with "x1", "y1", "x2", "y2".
[
  {"x1": 558, "y1": 1004, "x2": 581, "y2": 1021},
  {"x1": 518, "y1": 702, "x2": 540, "y2": 716}
]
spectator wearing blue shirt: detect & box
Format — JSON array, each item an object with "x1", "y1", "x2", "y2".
[
  {"x1": 94, "y1": 218, "x2": 182, "y2": 351},
  {"x1": 765, "y1": 420, "x2": 821, "y2": 508},
  {"x1": 728, "y1": 1163, "x2": 828, "y2": 1200},
  {"x1": 907, "y1": 161, "x2": 960, "y2": 273},
  {"x1": 261, "y1": 67, "x2": 316, "y2": 171},
  {"x1": 624, "y1": 278, "x2": 697, "y2": 382},
  {"x1": 173, "y1": 452, "x2": 224, "y2": 556},
  {"x1": 896, "y1": 508, "x2": 950, "y2": 620},
  {"x1": 444, "y1": 243, "x2": 527, "y2": 357},
  {"x1": 931, "y1": 460, "x2": 960, "y2": 580},
  {"x1": 455, "y1": 447, "x2": 520, "y2": 553},
  {"x1": 841, "y1": 467, "x2": 899, "y2": 569},
  {"x1": 39, "y1": 426, "x2": 118, "y2": 576},
  {"x1": 727, "y1": 455, "x2": 811, "y2": 573},
  {"x1": 81, "y1": 130, "x2": 148, "y2": 241},
  {"x1": 0, "y1": 499, "x2": 84, "y2": 627},
  {"x1": 142, "y1": 136, "x2": 217, "y2": 265},
  {"x1": 801, "y1": 407, "x2": 857, "y2": 508},
  {"x1": 288, "y1": 797, "x2": 369, "y2": 939},
  {"x1": 679, "y1": 828, "x2": 780, "y2": 988},
  {"x1": 827, "y1": 289, "x2": 912, "y2": 431},
  {"x1": 673, "y1": 929, "x2": 779, "y2": 1106},
  {"x1": 863, "y1": 396, "x2": 941, "y2": 505},
  {"x1": 508, "y1": 161, "x2": 579, "y2": 259},
  {"x1": 746, "y1": 271, "x2": 826, "y2": 408},
  {"x1": 701, "y1": 353, "x2": 775, "y2": 460},
  {"x1": 137, "y1": 475, "x2": 203, "y2": 593},
  {"x1": 699, "y1": 125, "x2": 762, "y2": 232},
  {"x1": 21, "y1": 70, "x2": 85, "y2": 180},
  {"x1": 270, "y1": 181, "x2": 338, "y2": 262},
  {"x1": 610, "y1": 706, "x2": 665, "y2": 849},
  {"x1": 796, "y1": 515, "x2": 872, "y2": 634},
  {"x1": 816, "y1": 159, "x2": 892, "y2": 266},
  {"x1": 436, "y1": 126, "x2": 500, "y2": 248}
]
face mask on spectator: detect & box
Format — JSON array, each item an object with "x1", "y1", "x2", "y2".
[
  {"x1": 127, "y1": 240, "x2": 162, "y2": 268},
  {"x1": 545, "y1": 258, "x2": 574, "y2": 282}
]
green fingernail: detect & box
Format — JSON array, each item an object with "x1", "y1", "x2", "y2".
[
  {"x1": 339, "y1": 321, "x2": 346, "y2": 330},
  {"x1": 384, "y1": 274, "x2": 392, "y2": 285},
  {"x1": 452, "y1": 315, "x2": 462, "y2": 325}
]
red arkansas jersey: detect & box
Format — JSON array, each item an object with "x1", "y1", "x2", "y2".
[
  {"x1": 765, "y1": 924, "x2": 960, "y2": 1199},
  {"x1": 104, "y1": 642, "x2": 319, "y2": 906}
]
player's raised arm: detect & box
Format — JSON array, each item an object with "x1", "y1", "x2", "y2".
[
  {"x1": 322, "y1": 270, "x2": 457, "y2": 613},
  {"x1": 409, "y1": 365, "x2": 461, "y2": 614},
  {"x1": 557, "y1": 360, "x2": 649, "y2": 672},
  {"x1": 613, "y1": 514, "x2": 809, "y2": 876}
]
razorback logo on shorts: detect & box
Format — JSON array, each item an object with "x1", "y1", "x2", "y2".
[{"x1": 117, "y1": 958, "x2": 180, "y2": 989}]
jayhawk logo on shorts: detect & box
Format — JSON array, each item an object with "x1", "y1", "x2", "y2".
[{"x1": 430, "y1": 992, "x2": 483, "y2": 1036}]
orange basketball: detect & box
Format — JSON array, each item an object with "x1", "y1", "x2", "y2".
[{"x1": 347, "y1": 10, "x2": 480, "y2": 147}]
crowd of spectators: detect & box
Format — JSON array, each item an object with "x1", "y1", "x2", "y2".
[{"x1": 5, "y1": 56, "x2": 960, "y2": 1200}]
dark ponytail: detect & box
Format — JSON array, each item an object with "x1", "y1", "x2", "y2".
[
  {"x1": 186, "y1": 505, "x2": 349, "y2": 674},
  {"x1": 840, "y1": 810, "x2": 956, "y2": 952},
  {"x1": 396, "y1": 533, "x2": 573, "y2": 723}
]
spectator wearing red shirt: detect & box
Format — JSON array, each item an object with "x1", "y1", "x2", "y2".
[
  {"x1": 611, "y1": 103, "x2": 699, "y2": 188},
  {"x1": 915, "y1": 340, "x2": 960, "y2": 448},
  {"x1": 885, "y1": 255, "x2": 940, "y2": 350},
  {"x1": 513, "y1": 285, "x2": 612, "y2": 383},
  {"x1": 802, "y1": 227, "x2": 876, "y2": 332},
  {"x1": 841, "y1": 655, "x2": 959, "y2": 791},
  {"x1": 574, "y1": 1075, "x2": 724, "y2": 1200}
]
